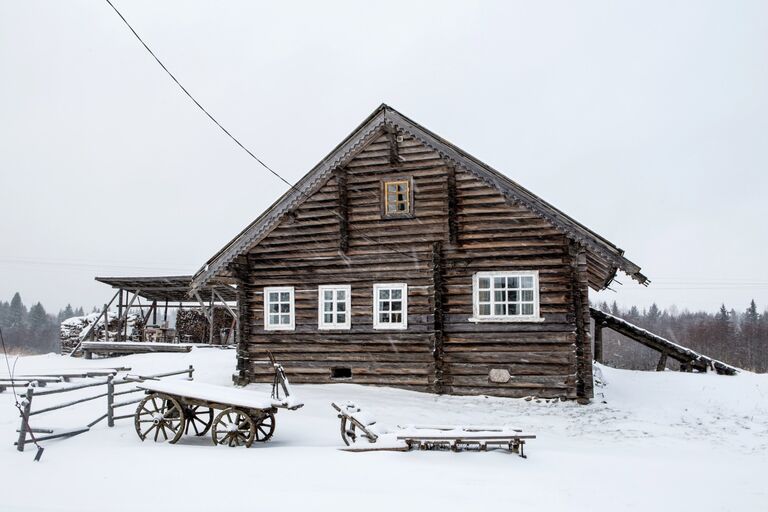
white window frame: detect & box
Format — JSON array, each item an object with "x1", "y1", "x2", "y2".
[
  {"x1": 373, "y1": 283, "x2": 408, "y2": 330},
  {"x1": 317, "y1": 285, "x2": 352, "y2": 330},
  {"x1": 470, "y1": 271, "x2": 544, "y2": 323},
  {"x1": 263, "y1": 286, "x2": 295, "y2": 331}
]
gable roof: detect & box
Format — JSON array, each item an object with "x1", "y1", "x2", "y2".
[{"x1": 191, "y1": 104, "x2": 648, "y2": 292}]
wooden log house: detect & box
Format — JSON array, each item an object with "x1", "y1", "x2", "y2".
[{"x1": 191, "y1": 105, "x2": 648, "y2": 400}]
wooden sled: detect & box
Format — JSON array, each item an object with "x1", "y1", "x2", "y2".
[{"x1": 331, "y1": 402, "x2": 535, "y2": 457}]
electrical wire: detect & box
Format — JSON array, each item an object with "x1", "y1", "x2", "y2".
[{"x1": 102, "y1": 0, "x2": 423, "y2": 263}]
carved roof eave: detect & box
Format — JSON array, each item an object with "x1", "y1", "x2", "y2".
[{"x1": 191, "y1": 104, "x2": 648, "y2": 293}]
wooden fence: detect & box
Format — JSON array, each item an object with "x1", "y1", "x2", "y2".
[{"x1": 15, "y1": 365, "x2": 194, "y2": 452}]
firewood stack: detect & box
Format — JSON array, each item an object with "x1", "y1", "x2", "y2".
[{"x1": 176, "y1": 307, "x2": 234, "y2": 344}]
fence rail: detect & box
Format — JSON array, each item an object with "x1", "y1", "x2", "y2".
[{"x1": 15, "y1": 365, "x2": 194, "y2": 451}]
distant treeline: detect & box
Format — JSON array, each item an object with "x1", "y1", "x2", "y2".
[
  {"x1": 593, "y1": 300, "x2": 768, "y2": 373},
  {"x1": 1, "y1": 291, "x2": 766, "y2": 373},
  {"x1": 0, "y1": 292, "x2": 86, "y2": 354}
]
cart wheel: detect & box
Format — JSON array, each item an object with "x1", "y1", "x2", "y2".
[
  {"x1": 183, "y1": 405, "x2": 213, "y2": 436},
  {"x1": 340, "y1": 417, "x2": 357, "y2": 446},
  {"x1": 134, "y1": 393, "x2": 185, "y2": 444},
  {"x1": 253, "y1": 412, "x2": 275, "y2": 442},
  {"x1": 212, "y1": 408, "x2": 255, "y2": 448}
]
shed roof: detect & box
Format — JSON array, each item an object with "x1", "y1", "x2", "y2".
[
  {"x1": 192, "y1": 104, "x2": 648, "y2": 291},
  {"x1": 95, "y1": 275, "x2": 237, "y2": 302}
]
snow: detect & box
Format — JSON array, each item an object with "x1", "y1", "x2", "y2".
[
  {"x1": 1, "y1": 348, "x2": 767, "y2": 511},
  {"x1": 138, "y1": 379, "x2": 300, "y2": 410}
]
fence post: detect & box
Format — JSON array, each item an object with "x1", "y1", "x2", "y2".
[
  {"x1": 16, "y1": 386, "x2": 34, "y2": 452},
  {"x1": 107, "y1": 375, "x2": 115, "y2": 427},
  {"x1": 188, "y1": 365, "x2": 194, "y2": 380}
]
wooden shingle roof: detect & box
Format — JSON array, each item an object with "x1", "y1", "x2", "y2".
[{"x1": 192, "y1": 104, "x2": 647, "y2": 292}]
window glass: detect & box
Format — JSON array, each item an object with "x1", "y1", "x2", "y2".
[
  {"x1": 374, "y1": 284, "x2": 408, "y2": 329},
  {"x1": 383, "y1": 179, "x2": 411, "y2": 215},
  {"x1": 318, "y1": 286, "x2": 351, "y2": 329},
  {"x1": 264, "y1": 287, "x2": 294, "y2": 330},
  {"x1": 474, "y1": 272, "x2": 539, "y2": 320}
]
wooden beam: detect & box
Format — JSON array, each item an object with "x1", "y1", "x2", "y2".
[
  {"x1": 447, "y1": 166, "x2": 458, "y2": 245},
  {"x1": 335, "y1": 168, "x2": 349, "y2": 253},
  {"x1": 387, "y1": 126, "x2": 401, "y2": 165},
  {"x1": 656, "y1": 353, "x2": 667, "y2": 372},
  {"x1": 431, "y1": 241, "x2": 445, "y2": 394},
  {"x1": 593, "y1": 322, "x2": 604, "y2": 363},
  {"x1": 117, "y1": 290, "x2": 123, "y2": 342}
]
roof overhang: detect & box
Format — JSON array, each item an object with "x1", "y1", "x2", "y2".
[{"x1": 192, "y1": 104, "x2": 648, "y2": 292}]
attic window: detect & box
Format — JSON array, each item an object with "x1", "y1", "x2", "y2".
[{"x1": 382, "y1": 178, "x2": 412, "y2": 217}]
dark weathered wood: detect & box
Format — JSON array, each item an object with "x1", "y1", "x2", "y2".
[
  {"x1": 336, "y1": 168, "x2": 349, "y2": 253},
  {"x1": 222, "y1": 129, "x2": 637, "y2": 400},
  {"x1": 590, "y1": 308, "x2": 738, "y2": 375},
  {"x1": 446, "y1": 165, "x2": 458, "y2": 244},
  {"x1": 593, "y1": 322, "x2": 604, "y2": 363},
  {"x1": 656, "y1": 353, "x2": 668, "y2": 372}
]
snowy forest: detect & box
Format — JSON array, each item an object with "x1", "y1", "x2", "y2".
[
  {"x1": 593, "y1": 300, "x2": 768, "y2": 373},
  {"x1": 0, "y1": 292, "x2": 83, "y2": 354},
  {"x1": 0, "y1": 291, "x2": 766, "y2": 373}
]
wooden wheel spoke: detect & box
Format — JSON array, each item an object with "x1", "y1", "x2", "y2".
[
  {"x1": 134, "y1": 394, "x2": 185, "y2": 444},
  {"x1": 212, "y1": 408, "x2": 254, "y2": 448}
]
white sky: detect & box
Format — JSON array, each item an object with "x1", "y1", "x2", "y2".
[{"x1": 1, "y1": 1, "x2": 766, "y2": 314}]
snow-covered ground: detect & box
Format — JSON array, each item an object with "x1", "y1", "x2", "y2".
[{"x1": 1, "y1": 349, "x2": 766, "y2": 511}]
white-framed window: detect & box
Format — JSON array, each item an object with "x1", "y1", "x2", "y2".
[
  {"x1": 373, "y1": 283, "x2": 408, "y2": 330},
  {"x1": 318, "y1": 285, "x2": 351, "y2": 330},
  {"x1": 264, "y1": 286, "x2": 295, "y2": 331},
  {"x1": 471, "y1": 271, "x2": 543, "y2": 322}
]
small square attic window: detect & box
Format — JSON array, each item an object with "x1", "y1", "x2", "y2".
[{"x1": 383, "y1": 178, "x2": 411, "y2": 216}]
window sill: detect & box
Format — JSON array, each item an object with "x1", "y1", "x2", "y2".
[
  {"x1": 318, "y1": 326, "x2": 351, "y2": 331},
  {"x1": 468, "y1": 316, "x2": 546, "y2": 324},
  {"x1": 373, "y1": 325, "x2": 408, "y2": 330},
  {"x1": 264, "y1": 326, "x2": 295, "y2": 331}
]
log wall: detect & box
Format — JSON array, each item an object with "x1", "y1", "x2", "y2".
[{"x1": 235, "y1": 131, "x2": 592, "y2": 399}]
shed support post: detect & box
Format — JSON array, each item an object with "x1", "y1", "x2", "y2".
[
  {"x1": 103, "y1": 303, "x2": 109, "y2": 342},
  {"x1": 117, "y1": 290, "x2": 123, "y2": 341},
  {"x1": 594, "y1": 323, "x2": 604, "y2": 363},
  {"x1": 656, "y1": 353, "x2": 668, "y2": 372},
  {"x1": 209, "y1": 289, "x2": 216, "y2": 345}
]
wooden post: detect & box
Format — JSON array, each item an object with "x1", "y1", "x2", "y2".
[
  {"x1": 188, "y1": 365, "x2": 194, "y2": 380},
  {"x1": 209, "y1": 289, "x2": 216, "y2": 345},
  {"x1": 446, "y1": 166, "x2": 458, "y2": 245},
  {"x1": 117, "y1": 290, "x2": 123, "y2": 342},
  {"x1": 103, "y1": 303, "x2": 109, "y2": 342},
  {"x1": 335, "y1": 168, "x2": 349, "y2": 253},
  {"x1": 107, "y1": 375, "x2": 115, "y2": 427},
  {"x1": 16, "y1": 386, "x2": 34, "y2": 452},
  {"x1": 152, "y1": 301, "x2": 157, "y2": 325},
  {"x1": 656, "y1": 353, "x2": 668, "y2": 372},
  {"x1": 594, "y1": 323, "x2": 603, "y2": 363},
  {"x1": 431, "y1": 241, "x2": 445, "y2": 394}
]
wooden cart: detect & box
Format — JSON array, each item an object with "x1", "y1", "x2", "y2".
[{"x1": 134, "y1": 361, "x2": 302, "y2": 447}]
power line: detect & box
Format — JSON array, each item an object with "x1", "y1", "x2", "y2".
[
  {"x1": 103, "y1": 0, "x2": 293, "y2": 190},
  {"x1": 102, "y1": 0, "x2": 422, "y2": 264}
]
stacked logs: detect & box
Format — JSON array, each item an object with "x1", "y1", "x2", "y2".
[{"x1": 175, "y1": 307, "x2": 235, "y2": 344}]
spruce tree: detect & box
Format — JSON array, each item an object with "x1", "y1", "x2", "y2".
[
  {"x1": 28, "y1": 302, "x2": 49, "y2": 333},
  {"x1": 9, "y1": 292, "x2": 26, "y2": 328}
]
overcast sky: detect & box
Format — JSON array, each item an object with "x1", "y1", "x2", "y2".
[{"x1": 1, "y1": 0, "x2": 766, "y2": 314}]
